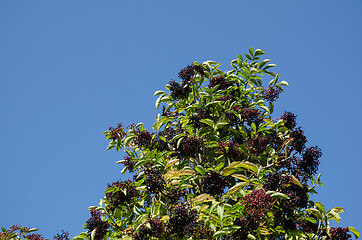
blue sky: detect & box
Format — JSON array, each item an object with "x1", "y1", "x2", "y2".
[{"x1": 1, "y1": 1, "x2": 361, "y2": 238}]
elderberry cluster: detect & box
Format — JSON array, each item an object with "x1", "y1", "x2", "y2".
[
  {"x1": 178, "y1": 64, "x2": 204, "y2": 83},
  {"x1": 218, "y1": 140, "x2": 243, "y2": 161},
  {"x1": 248, "y1": 135, "x2": 268, "y2": 154},
  {"x1": 291, "y1": 127, "x2": 307, "y2": 153},
  {"x1": 133, "y1": 217, "x2": 165, "y2": 240},
  {"x1": 165, "y1": 186, "x2": 187, "y2": 205},
  {"x1": 144, "y1": 168, "x2": 165, "y2": 194},
  {"x1": 178, "y1": 136, "x2": 202, "y2": 157},
  {"x1": 208, "y1": 75, "x2": 231, "y2": 90},
  {"x1": 167, "y1": 203, "x2": 199, "y2": 237},
  {"x1": 169, "y1": 80, "x2": 191, "y2": 100},
  {"x1": 299, "y1": 146, "x2": 322, "y2": 176},
  {"x1": 328, "y1": 227, "x2": 352, "y2": 240},
  {"x1": 281, "y1": 111, "x2": 297, "y2": 130},
  {"x1": 201, "y1": 170, "x2": 228, "y2": 196},
  {"x1": 134, "y1": 128, "x2": 153, "y2": 148},
  {"x1": 85, "y1": 210, "x2": 109, "y2": 240},
  {"x1": 53, "y1": 230, "x2": 70, "y2": 240},
  {"x1": 108, "y1": 123, "x2": 126, "y2": 140},
  {"x1": 240, "y1": 108, "x2": 263, "y2": 126},
  {"x1": 189, "y1": 107, "x2": 210, "y2": 129},
  {"x1": 105, "y1": 180, "x2": 136, "y2": 208},
  {"x1": 242, "y1": 189, "x2": 272, "y2": 220},
  {"x1": 263, "y1": 86, "x2": 282, "y2": 102},
  {"x1": 123, "y1": 154, "x2": 135, "y2": 172}
]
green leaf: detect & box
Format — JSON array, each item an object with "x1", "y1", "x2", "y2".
[
  {"x1": 254, "y1": 49, "x2": 265, "y2": 56},
  {"x1": 217, "y1": 205, "x2": 224, "y2": 222},
  {"x1": 270, "y1": 192, "x2": 290, "y2": 199},
  {"x1": 348, "y1": 227, "x2": 360, "y2": 239},
  {"x1": 315, "y1": 202, "x2": 325, "y2": 214},
  {"x1": 259, "y1": 59, "x2": 270, "y2": 69},
  {"x1": 277, "y1": 80, "x2": 289, "y2": 86},
  {"x1": 213, "y1": 230, "x2": 229, "y2": 238},
  {"x1": 155, "y1": 93, "x2": 165, "y2": 109},
  {"x1": 154, "y1": 90, "x2": 166, "y2": 96},
  {"x1": 195, "y1": 165, "x2": 206, "y2": 176},
  {"x1": 249, "y1": 47, "x2": 254, "y2": 57},
  {"x1": 199, "y1": 119, "x2": 214, "y2": 127},
  {"x1": 225, "y1": 182, "x2": 247, "y2": 196}
]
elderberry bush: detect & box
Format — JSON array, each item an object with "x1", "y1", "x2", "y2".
[{"x1": 73, "y1": 48, "x2": 359, "y2": 240}]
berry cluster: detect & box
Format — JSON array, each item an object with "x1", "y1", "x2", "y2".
[
  {"x1": 240, "y1": 108, "x2": 262, "y2": 126},
  {"x1": 123, "y1": 154, "x2": 135, "y2": 172},
  {"x1": 133, "y1": 217, "x2": 165, "y2": 240},
  {"x1": 23, "y1": 234, "x2": 45, "y2": 240},
  {"x1": 169, "y1": 80, "x2": 191, "y2": 100},
  {"x1": 165, "y1": 186, "x2": 187, "y2": 205},
  {"x1": 263, "y1": 172, "x2": 292, "y2": 192},
  {"x1": 178, "y1": 64, "x2": 204, "y2": 83},
  {"x1": 232, "y1": 216, "x2": 258, "y2": 240},
  {"x1": 178, "y1": 136, "x2": 202, "y2": 158},
  {"x1": 134, "y1": 128, "x2": 153, "y2": 148},
  {"x1": 281, "y1": 111, "x2": 297, "y2": 130},
  {"x1": 242, "y1": 189, "x2": 272, "y2": 220},
  {"x1": 291, "y1": 127, "x2": 307, "y2": 153},
  {"x1": 105, "y1": 180, "x2": 136, "y2": 207},
  {"x1": 85, "y1": 210, "x2": 109, "y2": 240},
  {"x1": 263, "y1": 86, "x2": 282, "y2": 102},
  {"x1": 218, "y1": 140, "x2": 243, "y2": 161},
  {"x1": 216, "y1": 94, "x2": 233, "y2": 102},
  {"x1": 248, "y1": 135, "x2": 268, "y2": 154},
  {"x1": 267, "y1": 130, "x2": 283, "y2": 151},
  {"x1": 328, "y1": 227, "x2": 352, "y2": 240},
  {"x1": 108, "y1": 123, "x2": 126, "y2": 140},
  {"x1": 53, "y1": 230, "x2": 70, "y2": 240},
  {"x1": 299, "y1": 146, "x2": 322, "y2": 176},
  {"x1": 189, "y1": 108, "x2": 210, "y2": 129},
  {"x1": 167, "y1": 203, "x2": 199, "y2": 237},
  {"x1": 208, "y1": 75, "x2": 231, "y2": 90},
  {"x1": 201, "y1": 170, "x2": 228, "y2": 196},
  {"x1": 297, "y1": 219, "x2": 318, "y2": 234},
  {"x1": 144, "y1": 168, "x2": 165, "y2": 194}
]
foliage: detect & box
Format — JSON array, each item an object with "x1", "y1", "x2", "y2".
[
  {"x1": 2, "y1": 49, "x2": 358, "y2": 240},
  {"x1": 73, "y1": 48, "x2": 359, "y2": 240},
  {"x1": 0, "y1": 226, "x2": 69, "y2": 240}
]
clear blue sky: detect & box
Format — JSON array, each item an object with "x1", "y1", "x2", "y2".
[{"x1": 1, "y1": 1, "x2": 361, "y2": 239}]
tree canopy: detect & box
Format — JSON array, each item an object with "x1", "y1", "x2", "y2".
[{"x1": 1, "y1": 48, "x2": 359, "y2": 240}]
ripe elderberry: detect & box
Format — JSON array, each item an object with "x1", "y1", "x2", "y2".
[
  {"x1": 201, "y1": 170, "x2": 228, "y2": 196},
  {"x1": 242, "y1": 189, "x2": 272, "y2": 220},
  {"x1": 108, "y1": 123, "x2": 126, "y2": 140},
  {"x1": 291, "y1": 127, "x2": 307, "y2": 153},
  {"x1": 248, "y1": 135, "x2": 268, "y2": 154},
  {"x1": 133, "y1": 217, "x2": 165, "y2": 240},
  {"x1": 281, "y1": 111, "x2": 297, "y2": 130},
  {"x1": 144, "y1": 168, "x2": 165, "y2": 194},
  {"x1": 105, "y1": 180, "x2": 136, "y2": 208},
  {"x1": 208, "y1": 75, "x2": 231, "y2": 90},
  {"x1": 178, "y1": 64, "x2": 204, "y2": 83},
  {"x1": 123, "y1": 154, "x2": 135, "y2": 172},
  {"x1": 134, "y1": 128, "x2": 153, "y2": 148},
  {"x1": 240, "y1": 108, "x2": 262, "y2": 126},
  {"x1": 178, "y1": 136, "x2": 202, "y2": 158},
  {"x1": 299, "y1": 146, "x2": 322, "y2": 176},
  {"x1": 263, "y1": 86, "x2": 282, "y2": 102},
  {"x1": 218, "y1": 140, "x2": 243, "y2": 161},
  {"x1": 328, "y1": 227, "x2": 352, "y2": 240},
  {"x1": 167, "y1": 203, "x2": 198, "y2": 237},
  {"x1": 165, "y1": 186, "x2": 187, "y2": 205},
  {"x1": 54, "y1": 230, "x2": 70, "y2": 240},
  {"x1": 85, "y1": 210, "x2": 109, "y2": 240},
  {"x1": 169, "y1": 80, "x2": 191, "y2": 100}
]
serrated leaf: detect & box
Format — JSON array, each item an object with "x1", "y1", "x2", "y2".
[
  {"x1": 214, "y1": 230, "x2": 229, "y2": 238},
  {"x1": 232, "y1": 174, "x2": 249, "y2": 182},
  {"x1": 195, "y1": 165, "x2": 206, "y2": 176},
  {"x1": 225, "y1": 182, "x2": 247, "y2": 196}
]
